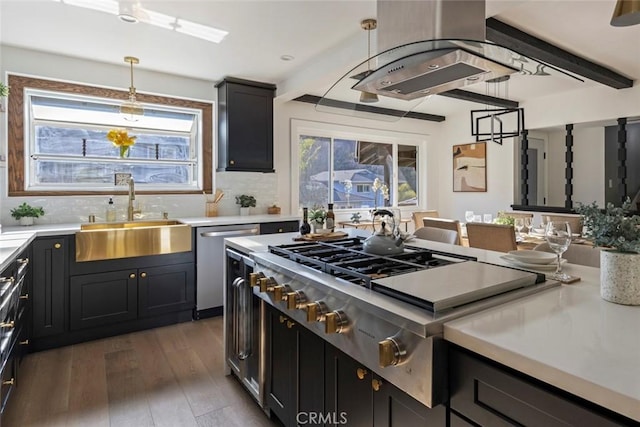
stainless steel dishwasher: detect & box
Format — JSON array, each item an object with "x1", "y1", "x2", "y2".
[{"x1": 196, "y1": 224, "x2": 259, "y2": 318}]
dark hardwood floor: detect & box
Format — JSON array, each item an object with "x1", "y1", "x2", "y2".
[{"x1": 3, "y1": 317, "x2": 277, "y2": 427}]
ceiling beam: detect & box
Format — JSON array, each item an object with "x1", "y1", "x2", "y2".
[
  {"x1": 438, "y1": 89, "x2": 519, "y2": 109},
  {"x1": 486, "y1": 18, "x2": 633, "y2": 89},
  {"x1": 293, "y1": 95, "x2": 446, "y2": 122}
]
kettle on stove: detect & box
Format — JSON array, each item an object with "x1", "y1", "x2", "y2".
[{"x1": 362, "y1": 209, "x2": 405, "y2": 255}]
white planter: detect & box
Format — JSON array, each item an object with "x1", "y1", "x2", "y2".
[
  {"x1": 19, "y1": 217, "x2": 34, "y2": 226},
  {"x1": 240, "y1": 207, "x2": 250, "y2": 216},
  {"x1": 600, "y1": 250, "x2": 640, "y2": 305}
]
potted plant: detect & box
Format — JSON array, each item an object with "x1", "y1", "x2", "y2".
[
  {"x1": 0, "y1": 82, "x2": 9, "y2": 98},
  {"x1": 309, "y1": 208, "x2": 326, "y2": 233},
  {"x1": 236, "y1": 194, "x2": 256, "y2": 216},
  {"x1": 576, "y1": 198, "x2": 640, "y2": 305},
  {"x1": 10, "y1": 202, "x2": 45, "y2": 226}
]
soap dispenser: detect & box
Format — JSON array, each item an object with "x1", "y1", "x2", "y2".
[{"x1": 106, "y1": 197, "x2": 116, "y2": 222}]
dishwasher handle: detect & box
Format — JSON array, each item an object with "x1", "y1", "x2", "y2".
[{"x1": 201, "y1": 228, "x2": 259, "y2": 238}]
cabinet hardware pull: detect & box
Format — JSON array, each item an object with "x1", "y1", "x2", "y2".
[
  {"x1": 17, "y1": 258, "x2": 29, "y2": 265},
  {"x1": 230, "y1": 160, "x2": 235, "y2": 165},
  {"x1": 286, "y1": 320, "x2": 296, "y2": 329},
  {"x1": 356, "y1": 368, "x2": 368, "y2": 380},
  {"x1": 129, "y1": 273, "x2": 136, "y2": 279},
  {"x1": 0, "y1": 277, "x2": 13, "y2": 284},
  {"x1": 54, "y1": 243, "x2": 61, "y2": 249},
  {"x1": 0, "y1": 321, "x2": 15, "y2": 328},
  {"x1": 20, "y1": 339, "x2": 29, "y2": 345},
  {"x1": 140, "y1": 272, "x2": 147, "y2": 278},
  {"x1": 278, "y1": 228, "x2": 283, "y2": 233},
  {"x1": 2, "y1": 378, "x2": 14, "y2": 386},
  {"x1": 19, "y1": 293, "x2": 29, "y2": 300},
  {"x1": 279, "y1": 315, "x2": 287, "y2": 324},
  {"x1": 372, "y1": 378, "x2": 382, "y2": 392}
]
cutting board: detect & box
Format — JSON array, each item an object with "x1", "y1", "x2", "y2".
[{"x1": 293, "y1": 231, "x2": 348, "y2": 242}]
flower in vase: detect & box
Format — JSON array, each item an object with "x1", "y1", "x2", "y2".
[{"x1": 107, "y1": 129, "x2": 136, "y2": 158}]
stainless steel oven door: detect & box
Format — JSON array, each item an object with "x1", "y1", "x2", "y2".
[{"x1": 224, "y1": 249, "x2": 264, "y2": 408}]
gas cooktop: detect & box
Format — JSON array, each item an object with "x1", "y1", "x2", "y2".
[{"x1": 268, "y1": 237, "x2": 545, "y2": 313}]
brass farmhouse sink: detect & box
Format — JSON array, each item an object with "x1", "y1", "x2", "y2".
[{"x1": 76, "y1": 220, "x2": 192, "y2": 262}]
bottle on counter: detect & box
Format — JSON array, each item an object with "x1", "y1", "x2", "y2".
[
  {"x1": 300, "y1": 207, "x2": 311, "y2": 235},
  {"x1": 106, "y1": 197, "x2": 116, "y2": 222},
  {"x1": 326, "y1": 203, "x2": 335, "y2": 231}
]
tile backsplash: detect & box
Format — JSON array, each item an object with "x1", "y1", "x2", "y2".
[{"x1": 0, "y1": 171, "x2": 280, "y2": 225}]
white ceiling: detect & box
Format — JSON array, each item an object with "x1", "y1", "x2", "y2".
[{"x1": 1, "y1": 0, "x2": 638, "y2": 117}]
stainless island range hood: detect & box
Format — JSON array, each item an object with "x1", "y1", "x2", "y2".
[{"x1": 353, "y1": 0, "x2": 518, "y2": 100}]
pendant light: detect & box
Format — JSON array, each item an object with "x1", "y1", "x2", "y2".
[
  {"x1": 611, "y1": 0, "x2": 640, "y2": 26},
  {"x1": 121, "y1": 56, "x2": 144, "y2": 121},
  {"x1": 359, "y1": 19, "x2": 378, "y2": 104}
]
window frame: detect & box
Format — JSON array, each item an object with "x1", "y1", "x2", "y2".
[
  {"x1": 7, "y1": 74, "x2": 213, "y2": 196},
  {"x1": 291, "y1": 119, "x2": 428, "y2": 213}
]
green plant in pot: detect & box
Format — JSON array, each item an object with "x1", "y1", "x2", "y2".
[
  {"x1": 576, "y1": 198, "x2": 640, "y2": 305},
  {"x1": 11, "y1": 202, "x2": 45, "y2": 226},
  {"x1": 0, "y1": 82, "x2": 9, "y2": 98},
  {"x1": 309, "y1": 208, "x2": 326, "y2": 232},
  {"x1": 236, "y1": 194, "x2": 256, "y2": 216}
]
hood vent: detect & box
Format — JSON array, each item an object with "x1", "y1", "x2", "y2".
[
  {"x1": 352, "y1": 0, "x2": 518, "y2": 99},
  {"x1": 353, "y1": 47, "x2": 518, "y2": 101}
]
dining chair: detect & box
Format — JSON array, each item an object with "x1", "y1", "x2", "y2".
[
  {"x1": 412, "y1": 210, "x2": 439, "y2": 230},
  {"x1": 542, "y1": 214, "x2": 584, "y2": 235},
  {"x1": 422, "y1": 217, "x2": 461, "y2": 245},
  {"x1": 502, "y1": 212, "x2": 534, "y2": 221},
  {"x1": 466, "y1": 223, "x2": 517, "y2": 252},
  {"x1": 534, "y1": 242, "x2": 601, "y2": 268},
  {"x1": 414, "y1": 226, "x2": 459, "y2": 245}
]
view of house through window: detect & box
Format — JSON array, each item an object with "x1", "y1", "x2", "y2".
[
  {"x1": 26, "y1": 90, "x2": 202, "y2": 191},
  {"x1": 298, "y1": 133, "x2": 419, "y2": 210}
]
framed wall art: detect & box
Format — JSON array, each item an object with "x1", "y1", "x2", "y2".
[{"x1": 453, "y1": 142, "x2": 486, "y2": 192}]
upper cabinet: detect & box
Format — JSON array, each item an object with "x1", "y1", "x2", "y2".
[{"x1": 216, "y1": 77, "x2": 276, "y2": 173}]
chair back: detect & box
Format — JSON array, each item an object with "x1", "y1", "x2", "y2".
[
  {"x1": 422, "y1": 217, "x2": 461, "y2": 245},
  {"x1": 412, "y1": 210, "x2": 439, "y2": 230},
  {"x1": 466, "y1": 223, "x2": 517, "y2": 252},
  {"x1": 534, "y1": 242, "x2": 600, "y2": 268},
  {"x1": 414, "y1": 227, "x2": 459, "y2": 245},
  {"x1": 502, "y1": 212, "x2": 534, "y2": 221},
  {"x1": 542, "y1": 214, "x2": 583, "y2": 235}
]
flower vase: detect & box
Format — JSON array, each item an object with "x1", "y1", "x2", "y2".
[
  {"x1": 19, "y1": 217, "x2": 34, "y2": 226},
  {"x1": 120, "y1": 146, "x2": 130, "y2": 158},
  {"x1": 600, "y1": 250, "x2": 640, "y2": 305},
  {"x1": 240, "y1": 207, "x2": 250, "y2": 216}
]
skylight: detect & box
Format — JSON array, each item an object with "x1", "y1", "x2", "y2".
[{"x1": 53, "y1": 0, "x2": 229, "y2": 44}]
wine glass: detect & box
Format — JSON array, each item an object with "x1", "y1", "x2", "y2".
[
  {"x1": 465, "y1": 211, "x2": 475, "y2": 223},
  {"x1": 514, "y1": 218, "x2": 524, "y2": 239},
  {"x1": 545, "y1": 221, "x2": 572, "y2": 281},
  {"x1": 483, "y1": 214, "x2": 493, "y2": 223},
  {"x1": 524, "y1": 217, "x2": 533, "y2": 235}
]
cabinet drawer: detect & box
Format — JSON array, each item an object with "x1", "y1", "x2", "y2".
[
  {"x1": 0, "y1": 343, "x2": 16, "y2": 414},
  {"x1": 450, "y1": 347, "x2": 624, "y2": 427},
  {"x1": 260, "y1": 221, "x2": 299, "y2": 235}
]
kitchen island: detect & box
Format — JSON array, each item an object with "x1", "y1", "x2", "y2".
[{"x1": 225, "y1": 229, "x2": 639, "y2": 425}]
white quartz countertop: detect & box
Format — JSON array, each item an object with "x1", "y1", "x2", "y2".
[
  {"x1": 225, "y1": 231, "x2": 640, "y2": 422},
  {"x1": 444, "y1": 263, "x2": 640, "y2": 422},
  {"x1": 0, "y1": 231, "x2": 37, "y2": 272}
]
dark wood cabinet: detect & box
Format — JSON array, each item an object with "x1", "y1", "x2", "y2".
[
  {"x1": 138, "y1": 263, "x2": 195, "y2": 317},
  {"x1": 32, "y1": 237, "x2": 67, "y2": 338},
  {"x1": 266, "y1": 305, "x2": 326, "y2": 427},
  {"x1": 260, "y1": 221, "x2": 299, "y2": 235},
  {"x1": 216, "y1": 77, "x2": 276, "y2": 173},
  {"x1": 449, "y1": 346, "x2": 631, "y2": 427},
  {"x1": 70, "y1": 270, "x2": 137, "y2": 330},
  {"x1": 325, "y1": 345, "x2": 445, "y2": 427}
]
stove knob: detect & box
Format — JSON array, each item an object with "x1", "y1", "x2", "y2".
[
  {"x1": 305, "y1": 301, "x2": 328, "y2": 322},
  {"x1": 259, "y1": 277, "x2": 277, "y2": 293},
  {"x1": 273, "y1": 285, "x2": 292, "y2": 301},
  {"x1": 378, "y1": 338, "x2": 406, "y2": 368},
  {"x1": 249, "y1": 272, "x2": 265, "y2": 287},
  {"x1": 325, "y1": 310, "x2": 348, "y2": 334},
  {"x1": 286, "y1": 291, "x2": 307, "y2": 310}
]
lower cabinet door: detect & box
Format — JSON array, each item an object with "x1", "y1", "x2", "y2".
[
  {"x1": 325, "y1": 345, "x2": 374, "y2": 426},
  {"x1": 138, "y1": 263, "x2": 195, "y2": 318},
  {"x1": 70, "y1": 270, "x2": 137, "y2": 330},
  {"x1": 372, "y1": 373, "x2": 445, "y2": 427},
  {"x1": 266, "y1": 307, "x2": 297, "y2": 426}
]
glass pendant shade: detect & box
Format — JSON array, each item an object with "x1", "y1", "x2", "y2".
[
  {"x1": 121, "y1": 56, "x2": 144, "y2": 121},
  {"x1": 611, "y1": 0, "x2": 640, "y2": 26}
]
